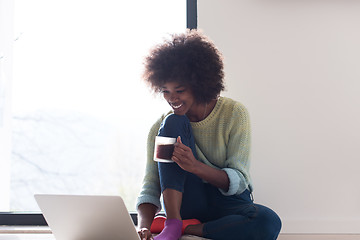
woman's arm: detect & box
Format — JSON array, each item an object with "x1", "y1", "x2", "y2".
[
  {"x1": 172, "y1": 102, "x2": 251, "y2": 194},
  {"x1": 193, "y1": 161, "x2": 230, "y2": 192},
  {"x1": 137, "y1": 203, "x2": 157, "y2": 239},
  {"x1": 136, "y1": 118, "x2": 165, "y2": 239}
]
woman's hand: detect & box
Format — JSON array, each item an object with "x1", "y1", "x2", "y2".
[
  {"x1": 137, "y1": 204, "x2": 157, "y2": 240},
  {"x1": 172, "y1": 136, "x2": 200, "y2": 173},
  {"x1": 137, "y1": 227, "x2": 153, "y2": 240},
  {"x1": 172, "y1": 136, "x2": 230, "y2": 191}
]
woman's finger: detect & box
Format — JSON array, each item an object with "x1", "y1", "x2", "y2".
[
  {"x1": 174, "y1": 142, "x2": 191, "y2": 154},
  {"x1": 173, "y1": 146, "x2": 186, "y2": 155},
  {"x1": 175, "y1": 142, "x2": 190, "y2": 151},
  {"x1": 174, "y1": 137, "x2": 191, "y2": 151},
  {"x1": 172, "y1": 155, "x2": 180, "y2": 163},
  {"x1": 173, "y1": 148, "x2": 190, "y2": 160},
  {"x1": 138, "y1": 228, "x2": 152, "y2": 240}
]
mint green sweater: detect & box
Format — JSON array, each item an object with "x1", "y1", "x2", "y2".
[{"x1": 136, "y1": 97, "x2": 252, "y2": 212}]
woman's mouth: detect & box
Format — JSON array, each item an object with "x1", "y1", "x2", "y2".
[{"x1": 170, "y1": 103, "x2": 183, "y2": 109}]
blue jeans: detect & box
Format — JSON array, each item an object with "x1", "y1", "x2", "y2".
[{"x1": 157, "y1": 114, "x2": 282, "y2": 240}]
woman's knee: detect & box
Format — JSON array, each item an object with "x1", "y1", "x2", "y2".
[
  {"x1": 255, "y1": 204, "x2": 282, "y2": 239},
  {"x1": 158, "y1": 114, "x2": 193, "y2": 144},
  {"x1": 160, "y1": 114, "x2": 189, "y2": 132}
]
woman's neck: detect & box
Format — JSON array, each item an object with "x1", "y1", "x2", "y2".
[{"x1": 186, "y1": 99, "x2": 217, "y2": 122}]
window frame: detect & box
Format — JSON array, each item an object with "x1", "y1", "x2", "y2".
[{"x1": 0, "y1": 0, "x2": 197, "y2": 226}]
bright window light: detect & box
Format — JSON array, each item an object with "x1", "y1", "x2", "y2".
[{"x1": 10, "y1": 0, "x2": 186, "y2": 211}]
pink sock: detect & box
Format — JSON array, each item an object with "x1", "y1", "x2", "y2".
[{"x1": 154, "y1": 218, "x2": 182, "y2": 240}]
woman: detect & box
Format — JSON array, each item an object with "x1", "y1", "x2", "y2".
[{"x1": 136, "y1": 30, "x2": 281, "y2": 240}]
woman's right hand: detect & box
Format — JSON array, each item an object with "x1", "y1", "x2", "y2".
[
  {"x1": 137, "y1": 203, "x2": 157, "y2": 239},
  {"x1": 138, "y1": 227, "x2": 153, "y2": 240}
]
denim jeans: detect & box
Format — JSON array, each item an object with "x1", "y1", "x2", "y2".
[{"x1": 157, "y1": 114, "x2": 282, "y2": 240}]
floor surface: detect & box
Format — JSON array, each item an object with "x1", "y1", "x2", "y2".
[{"x1": 1, "y1": 227, "x2": 359, "y2": 240}]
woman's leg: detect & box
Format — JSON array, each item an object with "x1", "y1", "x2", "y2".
[
  {"x1": 157, "y1": 114, "x2": 198, "y2": 195},
  {"x1": 202, "y1": 186, "x2": 282, "y2": 240},
  {"x1": 156, "y1": 114, "x2": 207, "y2": 239}
]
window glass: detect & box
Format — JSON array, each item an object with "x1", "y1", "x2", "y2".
[{"x1": 9, "y1": 0, "x2": 185, "y2": 212}]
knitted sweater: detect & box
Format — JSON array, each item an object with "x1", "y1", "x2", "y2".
[{"x1": 136, "y1": 96, "x2": 252, "y2": 212}]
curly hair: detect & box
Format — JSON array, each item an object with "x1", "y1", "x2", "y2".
[{"x1": 142, "y1": 29, "x2": 225, "y2": 104}]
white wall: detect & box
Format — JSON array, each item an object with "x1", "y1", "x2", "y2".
[
  {"x1": 198, "y1": 0, "x2": 360, "y2": 234},
  {"x1": 0, "y1": 0, "x2": 14, "y2": 211}
]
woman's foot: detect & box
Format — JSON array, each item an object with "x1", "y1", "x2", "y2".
[
  {"x1": 154, "y1": 218, "x2": 182, "y2": 240},
  {"x1": 182, "y1": 219, "x2": 202, "y2": 234},
  {"x1": 183, "y1": 223, "x2": 204, "y2": 237}
]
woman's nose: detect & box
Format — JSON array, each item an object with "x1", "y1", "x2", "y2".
[{"x1": 169, "y1": 93, "x2": 178, "y2": 102}]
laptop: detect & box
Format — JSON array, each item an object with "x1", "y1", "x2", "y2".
[{"x1": 34, "y1": 194, "x2": 140, "y2": 240}]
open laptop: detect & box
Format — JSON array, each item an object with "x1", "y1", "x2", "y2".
[{"x1": 34, "y1": 194, "x2": 140, "y2": 240}]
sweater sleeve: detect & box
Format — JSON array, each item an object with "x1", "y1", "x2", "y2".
[
  {"x1": 219, "y1": 103, "x2": 252, "y2": 196},
  {"x1": 136, "y1": 118, "x2": 163, "y2": 213}
]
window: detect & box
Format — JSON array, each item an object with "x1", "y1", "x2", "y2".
[{"x1": 0, "y1": 0, "x2": 196, "y2": 218}]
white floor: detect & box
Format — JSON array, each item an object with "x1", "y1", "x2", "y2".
[
  {"x1": 1, "y1": 227, "x2": 360, "y2": 240},
  {"x1": 278, "y1": 234, "x2": 360, "y2": 240},
  {"x1": 0, "y1": 233, "x2": 360, "y2": 240}
]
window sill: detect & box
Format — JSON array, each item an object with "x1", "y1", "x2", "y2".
[{"x1": 0, "y1": 226, "x2": 51, "y2": 234}]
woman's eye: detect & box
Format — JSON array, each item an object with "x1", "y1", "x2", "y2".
[{"x1": 176, "y1": 90, "x2": 184, "y2": 93}]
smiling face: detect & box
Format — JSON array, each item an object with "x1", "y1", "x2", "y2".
[{"x1": 161, "y1": 82, "x2": 197, "y2": 116}]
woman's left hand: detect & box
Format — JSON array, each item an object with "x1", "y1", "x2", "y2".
[
  {"x1": 172, "y1": 136, "x2": 230, "y2": 191},
  {"x1": 171, "y1": 136, "x2": 200, "y2": 173}
]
